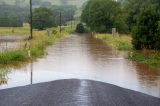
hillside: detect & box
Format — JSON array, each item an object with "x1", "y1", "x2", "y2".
[{"x1": 0, "y1": 0, "x2": 88, "y2": 7}]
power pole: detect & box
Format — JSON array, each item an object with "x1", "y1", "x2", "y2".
[
  {"x1": 60, "y1": 11, "x2": 62, "y2": 33},
  {"x1": 30, "y1": 0, "x2": 33, "y2": 39}
]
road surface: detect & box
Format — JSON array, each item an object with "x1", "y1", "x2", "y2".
[{"x1": 0, "y1": 79, "x2": 159, "y2": 106}]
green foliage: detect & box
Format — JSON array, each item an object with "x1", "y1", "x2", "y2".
[
  {"x1": 0, "y1": 50, "x2": 28, "y2": 64},
  {"x1": 0, "y1": 27, "x2": 68, "y2": 64},
  {"x1": 30, "y1": 46, "x2": 44, "y2": 58},
  {"x1": 52, "y1": 29, "x2": 58, "y2": 35},
  {"x1": 154, "y1": 53, "x2": 160, "y2": 60},
  {"x1": 81, "y1": 0, "x2": 128, "y2": 33},
  {"x1": 95, "y1": 34, "x2": 132, "y2": 51},
  {"x1": 51, "y1": 5, "x2": 76, "y2": 26},
  {"x1": 75, "y1": 23, "x2": 85, "y2": 33},
  {"x1": 33, "y1": 7, "x2": 54, "y2": 30},
  {"x1": 124, "y1": 0, "x2": 160, "y2": 50},
  {"x1": 0, "y1": 4, "x2": 29, "y2": 27},
  {"x1": 132, "y1": 53, "x2": 146, "y2": 62},
  {"x1": 132, "y1": 52, "x2": 160, "y2": 68}
]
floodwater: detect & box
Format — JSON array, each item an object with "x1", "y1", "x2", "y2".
[
  {"x1": 0, "y1": 34, "x2": 160, "y2": 98},
  {"x1": 0, "y1": 41, "x2": 23, "y2": 52},
  {"x1": 0, "y1": 35, "x2": 29, "y2": 51}
]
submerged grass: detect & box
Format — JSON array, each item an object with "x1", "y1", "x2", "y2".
[
  {"x1": 0, "y1": 27, "x2": 69, "y2": 64},
  {"x1": 0, "y1": 50, "x2": 28, "y2": 64},
  {"x1": 95, "y1": 33, "x2": 160, "y2": 69},
  {"x1": 131, "y1": 52, "x2": 160, "y2": 68},
  {"x1": 95, "y1": 34, "x2": 132, "y2": 51}
]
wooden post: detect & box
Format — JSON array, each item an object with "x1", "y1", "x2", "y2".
[{"x1": 112, "y1": 28, "x2": 116, "y2": 36}]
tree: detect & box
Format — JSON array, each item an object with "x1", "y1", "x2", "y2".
[
  {"x1": 32, "y1": 7, "x2": 54, "y2": 30},
  {"x1": 0, "y1": 4, "x2": 29, "y2": 27},
  {"x1": 81, "y1": 0, "x2": 128, "y2": 33},
  {"x1": 51, "y1": 5, "x2": 76, "y2": 26},
  {"x1": 125, "y1": 0, "x2": 160, "y2": 50}
]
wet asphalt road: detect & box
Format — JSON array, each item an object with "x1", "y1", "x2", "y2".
[{"x1": 0, "y1": 79, "x2": 159, "y2": 106}]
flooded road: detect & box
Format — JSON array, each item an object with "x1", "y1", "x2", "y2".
[
  {"x1": 0, "y1": 35, "x2": 29, "y2": 52},
  {"x1": 0, "y1": 34, "x2": 160, "y2": 98}
]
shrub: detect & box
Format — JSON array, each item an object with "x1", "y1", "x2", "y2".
[{"x1": 75, "y1": 23, "x2": 85, "y2": 33}]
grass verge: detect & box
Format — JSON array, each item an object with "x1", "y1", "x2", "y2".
[
  {"x1": 131, "y1": 52, "x2": 160, "y2": 69},
  {"x1": 95, "y1": 33, "x2": 160, "y2": 69},
  {"x1": 0, "y1": 27, "x2": 69, "y2": 64},
  {"x1": 0, "y1": 23, "x2": 30, "y2": 35},
  {"x1": 95, "y1": 34, "x2": 132, "y2": 51}
]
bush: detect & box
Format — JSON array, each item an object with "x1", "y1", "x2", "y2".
[
  {"x1": 81, "y1": 0, "x2": 128, "y2": 33},
  {"x1": 75, "y1": 23, "x2": 85, "y2": 33}
]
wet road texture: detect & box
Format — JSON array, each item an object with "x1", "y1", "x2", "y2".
[{"x1": 0, "y1": 79, "x2": 159, "y2": 106}]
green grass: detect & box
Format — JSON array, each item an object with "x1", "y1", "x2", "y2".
[
  {"x1": 0, "y1": 23, "x2": 30, "y2": 35},
  {"x1": 0, "y1": 50, "x2": 28, "y2": 64},
  {"x1": 131, "y1": 52, "x2": 160, "y2": 68},
  {"x1": 95, "y1": 34, "x2": 133, "y2": 51},
  {"x1": 95, "y1": 33, "x2": 160, "y2": 69},
  {"x1": 0, "y1": 26, "x2": 70, "y2": 65}
]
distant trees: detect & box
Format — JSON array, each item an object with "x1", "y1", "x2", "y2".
[
  {"x1": 0, "y1": 4, "x2": 29, "y2": 27},
  {"x1": 51, "y1": 5, "x2": 76, "y2": 26},
  {"x1": 81, "y1": 0, "x2": 128, "y2": 33},
  {"x1": 0, "y1": 3, "x2": 76, "y2": 30},
  {"x1": 32, "y1": 5, "x2": 76, "y2": 30},
  {"x1": 0, "y1": 16, "x2": 23, "y2": 27},
  {"x1": 32, "y1": 7, "x2": 53, "y2": 30}
]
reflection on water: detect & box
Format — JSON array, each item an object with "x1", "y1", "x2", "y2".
[
  {"x1": 0, "y1": 68, "x2": 10, "y2": 84},
  {"x1": 0, "y1": 41, "x2": 23, "y2": 52},
  {"x1": 0, "y1": 35, "x2": 160, "y2": 98}
]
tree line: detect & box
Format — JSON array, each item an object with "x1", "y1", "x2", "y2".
[
  {"x1": 0, "y1": 4, "x2": 76, "y2": 30},
  {"x1": 33, "y1": 5, "x2": 76, "y2": 30},
  {"x1": 0, "y1": 4, "x2": 29, "y2": 27},
  {"x1": 81, "y1": 0, "x2": 160, "y2": 50}
]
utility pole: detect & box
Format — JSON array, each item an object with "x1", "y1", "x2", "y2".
[
  {"x1": 30, "y1": 61, "x2": 33, "y2": 85},
  {"x1": 60, "y1": 11, "x2": 62, "y2": 33},
  {"x1": 71, "y1": 19, "x2": 72, "y2": 29},
  {"x1": 29, "y1": 0, "x2": 33, "y2": 39}
]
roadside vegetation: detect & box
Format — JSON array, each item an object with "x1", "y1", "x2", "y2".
[
  {"x1": 0, "y1": 24, "x2": 30, "y2": 35},
  {"x1": 0, "y1": 27, "x2": 71, "y2": 64},
  {"x1": 81, "y1": 0, "x2": 160, "y2": 69},
  {"x1": 0, "y1": 2, "x2": 76, "y2": 65},
  {"x1": 95, "y1": 34, "x2": 132, "y2": 51},
  {"x1": 131, "y1": 52, "x2": 160, "y2": 68}
]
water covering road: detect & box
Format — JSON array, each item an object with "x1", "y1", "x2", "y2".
[{"x1": 0, "y1": 34, "x2": 160, "y2": 98}]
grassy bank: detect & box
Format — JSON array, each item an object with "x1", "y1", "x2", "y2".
[
  {"x1": 131, "y1": 51, "x2": 160, "y2": 68},
  {"x1": 0, "y1": 27, "x2": 69, "y2": 64},
  {"x1": 0, "y1": 23, "x2": 30, "y2": 35},
  {"x1": 95, "y1": 33, "x2": 160, "y2": 69},
  {"x1": 95, "y1": 34, "x2": 132, "y2": 51}
]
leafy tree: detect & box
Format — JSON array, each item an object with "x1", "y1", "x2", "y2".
[
  {"x1": 125, "y1": 0, "x2": 160, "y2": 50},
  {"x1": 32, "y1": 7, "x2": 54, "y2": 30},
  {"x1": 81, "y1": 0, "x2": 128, "y2": 33},
  {"x1": 0, "y1": 4, "x2": 28, "y2": 27}
]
